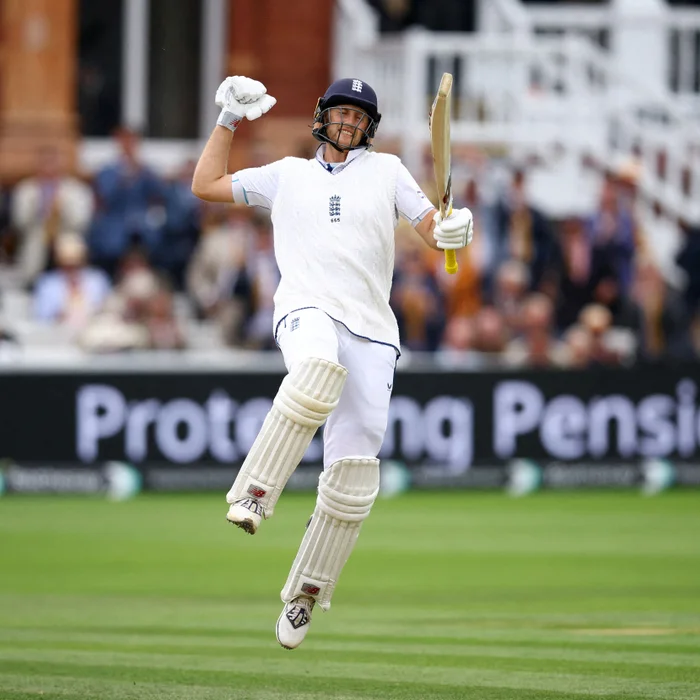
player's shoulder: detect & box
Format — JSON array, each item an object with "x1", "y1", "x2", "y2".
[
  {"x1": 237, "y1": 157, "x2": 308, "y2": 179},
  {"x1": 274, "y1": 156, "x2": 316, "y2": 171},
  {"x1": 363, "y1": 151, "x2": 403, "y2": 174},
  {"x1": 365, "y1": 150, "x2": 402, "y2": 166}
]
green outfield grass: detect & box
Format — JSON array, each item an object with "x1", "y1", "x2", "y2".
[{"x1": 0, "y1": 490, "x2": 699, "y2": 699}]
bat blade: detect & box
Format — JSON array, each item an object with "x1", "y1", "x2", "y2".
[{"x1": 430, "y1": 72, "x2": 458, "y2": 275}]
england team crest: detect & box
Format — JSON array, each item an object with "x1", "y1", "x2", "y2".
[{"x1": 329, "y1": 195, "x2": 341, "y2": 223}]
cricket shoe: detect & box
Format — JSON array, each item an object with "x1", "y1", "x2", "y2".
[
  {"x1": 226, "y1": 498, "x2": 264, "y2": 534},
  {"x1": 276, "y1": 595, "x2": 315, "y2": 650}
]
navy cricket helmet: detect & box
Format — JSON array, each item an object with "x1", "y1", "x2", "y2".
[{"x1": 311, "y1": 78, "x2": 382, "y2": 151}]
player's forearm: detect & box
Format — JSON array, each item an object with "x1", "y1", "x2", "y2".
[
  {"x1": 191, "y1": 126, "x2": 235, "y2": 202},
  {"x1": 414, "y1": 208, "x2": 440, "y2": 250}
]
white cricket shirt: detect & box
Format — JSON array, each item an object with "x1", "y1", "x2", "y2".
[{"x1": 231, "y1": 146, "x2": 434, "y2": 352}]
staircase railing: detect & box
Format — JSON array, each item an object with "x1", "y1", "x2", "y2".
[{"x1": 334, "y1": 2, "x2": 700, "y2": 228}]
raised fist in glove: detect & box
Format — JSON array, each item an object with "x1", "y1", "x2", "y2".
[
  {"x1": 215, "y1": 76, "x2": 277, "y2": 131},
  {"x1": 433, "y1": 207, "x2": 474, "y2": 250}
]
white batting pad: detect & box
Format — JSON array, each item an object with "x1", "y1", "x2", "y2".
[
  {"x1": 280, "y1": 457, "x2": 380, "y2": 611},
  {"x1": 226, "y1": 357, "x2": 347, "y2": 517}
]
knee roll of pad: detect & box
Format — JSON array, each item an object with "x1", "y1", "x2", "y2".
[
  {"x1": 317, "y1": 457, "x2": 380, "y2": 522},
  {"x1": 226, "y1": 358, "x2": 347, "y2": 516},
  {"x1": 275, "y1": 370, "x2": 343, "y2": 428}
]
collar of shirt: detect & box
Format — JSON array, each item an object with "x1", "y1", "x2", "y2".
[{"x1": 315, "y1": 145, "x2": 367, "y2": 174}]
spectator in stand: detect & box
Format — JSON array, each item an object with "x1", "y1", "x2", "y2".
[
  {"x1": 89, "y1": 127, "x2": 167, "y2": 277},
  {"x1": 244, "y1": 215, "x2": 280, "y2": 350},
  {"x1": 186, "y1": 205, "x2": 254, "y2": 346},
  {"x1": 32, "y1": 233, "x2": 111, "y2": 331},
  {"x1": 366, "y1": 0, "x2": 413, "y2": 32},
  {"x1": 578, "y1": 304, "x2": 623, "y2": 366},
  {"x1": 553, "y1": 216, "x2": 616, "y2": 332},
  {"x1": 438, "y1": 313, "x2": 506, "y2": 369},
  {"x1": 411, "y1": 0, "x2": 475, "y2": 31},
  {"x1": 593, "y1": 274, "x2": 643, "y2": 335},
  {"x1": 154, "y1": 159, "x2": 203, "y2": 289},
  {"x1": 79, "y1": 262, "x2": 160, "y2": 353},
  {"x1": 115, "y1": 263, "x2": 161, "y2": 325},
  {"x1": 458, "y1": 177, "x2": 497, "y2": 296},
  {"x1": 144, "y1": 286, "x2": 187, "y2": 350},
  {"x1": 11, "y1": 146, "x2": 94, "y2": 285},
  {"x1": 490, "y1": 259, "x2": 530, "y2": 334},
  {"x1": 494, "y1": 168, "x2": 556, "y2": 291},
  {"x1": 471, "y1": 306, "x2": 509, "y2": 356},
  {"x1": 391, "y1": 246, "x2": 445, "y2": 352},
  {"x1": 0, "y1": 186, "x2": 12, "y2": 264},
  {"x1": 585, "y1": 176, "x2": 636, "y2": 295},
  {"x1": 611, "y1": 159, "x2": 649, "y2": 262},
  {"x1": 431, "y1": 246, "x2": 481, "y2": 321},
  {"x1": 440, "y1": 315, "x2": 474, "y2": 353},
  {"x1": 561, "y1": 325, "x2": 594, "y2": 369},
  {"x1": 113, "y1": 245, "x2": 154, "y2": 285},
  {"x1": 369, "y1": 0, "x2": 476, "y2": 33},
  {"x1": 430, "y1": 178, "x2": 487, "y2": 322},
  {"x1": 676, "y1": 220, "x2": 700, "y2": 352},
  {"x1": 631, "y1": 259, "x2": 695, "y2": 362},
  {"x1": 504, "y1": 293, "x2": 567, "y2": 368}
]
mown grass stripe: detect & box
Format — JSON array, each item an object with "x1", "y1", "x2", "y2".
[
  {"x1": 0, "y1": 673, "x2": 363, "y2": 700},
  {"x1": 0, "y1": 671, "x2": 612, "y2": 700},
  {"x1": 1, "y1": 493, "x2": 698, "y2": 699},
  {"x1": 11, "y1": 626, "x2": 700, "y2": 655},
  {"x1": 0, "y1": 650, "x2": 699, "y2": 699},
  {"x1": 2, "y1": 601, "x2": 699, "y2": 643},
  {"x1": 2, "y1": 617, "x2": 699, "y2": 651},
  {"x1": 1, "y1": 646, "x2": 698, "y2": 685},
  {"x1": 0, "y1": 631, "x2": 698, "y2": 672},
  {"x1": 2, "y1": 594, "x2": 699, "y2": 624}
]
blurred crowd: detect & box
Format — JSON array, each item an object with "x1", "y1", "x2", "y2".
[
  {"x1": 396, "y1": 163, "x2": 700, "y2": 368},
  {"x1": 1, "y1": 126, "x2": 699, "y2": 368}
]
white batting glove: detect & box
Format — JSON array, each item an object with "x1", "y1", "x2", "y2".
[
  {"x1": 433, "y1": 207, "x2": 474, "y2": 250},
  {"x1": 215, "y1": 76, "x2": 277, "y2": 131}
]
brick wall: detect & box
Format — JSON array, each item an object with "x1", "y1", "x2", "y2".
[
  {"x1": 0, "y1": 0, "x2": 78, "y2": 183},
  {"x1": 227, "y1": 0, "x2": 333, "y2": 165}
]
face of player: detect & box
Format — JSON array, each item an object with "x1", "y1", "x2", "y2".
[{"x1": 326, "y1": 105, "x2": 371, "y2": 148}]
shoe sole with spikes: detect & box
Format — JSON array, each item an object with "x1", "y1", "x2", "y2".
[{"x1": 226, "y1": 500, "x2": 264, "y2": 535}]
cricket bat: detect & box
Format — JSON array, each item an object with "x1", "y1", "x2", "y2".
[{"x1": 429, "y1": 72, "x2": 458, "y2": 275}]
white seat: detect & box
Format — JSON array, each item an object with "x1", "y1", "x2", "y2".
[{"x1": 1, "y1": 289, "x2": 32, "y2": 322}]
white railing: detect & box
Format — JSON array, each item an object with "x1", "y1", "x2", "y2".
[
  {"x1": 335, "y1": 1, "x2": 700, "y2": 225},
  {"x1": 524, "y1": 2, "x2": 700, "y2": 116},
  {"x1": 526, "y1": 4, "x2": 613, "y2": 46},
  {"x1": 576, "y1": 37, "x2": 700, "y2": 225},
  {"x1": 477, "y1": 0, "x2": 531, "y2": 34},
  {"x1": 670, "y1": 9, "x2": 700, "y2": 94},
  {"x1": 329, "y1": 0, "x2": 700, "y2": 287},
  {"x1": 346, "y1": 32, "x2": 700, "y2": 230},
  {"x1": 667, "y1": 9, "x2": 700, "y2": 120}
]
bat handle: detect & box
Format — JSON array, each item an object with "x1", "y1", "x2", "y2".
[
  {"x1": 441, "y1": 203, "x2": 458, "y2": 275},
  {"x1": 444, "y1": 249, "x2": 458, "y2": 275}
]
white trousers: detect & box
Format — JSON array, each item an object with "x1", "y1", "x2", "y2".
[{"x1": 276, "y1": 308, "x2": 396, "y2": 468}]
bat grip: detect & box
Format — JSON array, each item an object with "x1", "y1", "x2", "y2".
[{"x1": 441, "y1": 203, "x2": 458, "y2": 275}]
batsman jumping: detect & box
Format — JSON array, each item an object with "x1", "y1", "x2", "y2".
[{"x1": 192, "y1": 75, "x2": 473, "y2": 649}]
